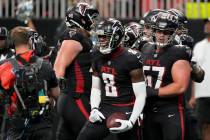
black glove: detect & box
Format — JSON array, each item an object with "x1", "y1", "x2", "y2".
[
  {"x1": 191, "y1": 61, "x2": 205, "y2": 83},
  {"x1": 146, "y1": 86, "x2": 159, "y2": 97},
  {"x1": 58, "y1": 77, "x2": 67, "y2": 90}
]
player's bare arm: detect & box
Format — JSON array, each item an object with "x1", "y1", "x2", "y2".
[
  {"x1": 53, "y1": 40, "x2": 82, "y2": 78},
  {"x1": 158, "y1": 60, "x2": 191, "y2": 97}
]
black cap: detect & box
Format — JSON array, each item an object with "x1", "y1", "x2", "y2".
[{"x1": 204, "y1": 18, "x2": 210, "y2": 24}]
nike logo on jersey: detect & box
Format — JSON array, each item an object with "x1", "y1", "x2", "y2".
[
  {"x1": 168, "y1": 114, "x2": 175, "y2": 118},
  {"x1": 125, "y1": 112, "x2": 132, "y2": 115}
]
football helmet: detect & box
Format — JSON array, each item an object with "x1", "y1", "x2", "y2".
[
  {"x1": 140, "y1": 9, "x2": 166, "y2": 42},
  {"x1": 141, "y1": 9, "x2": 166, "y2": 26},
  {"x1": 124, "y1": 22, "x2": 143, "y2": 47},
  {"x1": 153, "y1": 12, "x2": 179, "y2": 47},
  {"x1": 96, "y1": 18, "x2": 124, "y2": 54},
  {"x1": 167, "y1": 9, "x2": 188, "y2": 34},
  {"x1": 180, "y1": 34, "x2": 194, "y2": 49},
  {"x1": 0, "y1": 27, "x2": 9, "y2": 50},
  {"x1": 65, "y1": 2, "x2": 99, "y2": 31},
  {"x1": 26, "y1": 28, "x2": 48, "y2": 56}
]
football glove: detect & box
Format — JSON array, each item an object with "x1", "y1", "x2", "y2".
[
  {"x1": 109, "y1": 119, "x2": 133, "y2": 133},
  {"x1": 89, "y1": 108, "x2": 105, "y2": 123},
  {"x1": 146, "y1": 86, "x2": 159, "y2": 97}
]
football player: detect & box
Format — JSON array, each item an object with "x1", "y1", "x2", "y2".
[
  {"x1": 77, "y1": 18, "x2": 146, "y2": 140},
  {"x1": 132, "y1": 9, "x2": 166, "y2": 51},
  {"x1": 168, "y1": 8, "x2": 205, "y2": 83},
  {"x1": 123, "y1": 22, "x2": 143, "y2": 50},
  {"x1": 142, "y1": 12, "x2": 191, "y2": 140},
  {"x1": 53, "y1": 2, "x2": 99, "y2": 140},
  {"x1": 0, "y1": 27, "x2": 14, "y2": 61}
]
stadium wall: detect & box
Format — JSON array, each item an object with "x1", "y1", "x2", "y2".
[{"x1": 0, "y1": 19, "x2": 206, "y2": 47}]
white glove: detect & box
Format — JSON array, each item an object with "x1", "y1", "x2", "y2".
[
  {"x1": 109, "y1": 119, "x2": 133, "y2": 134},
  {"x1": 89, "y1": 108, "x2": 105, "y2": 123}
]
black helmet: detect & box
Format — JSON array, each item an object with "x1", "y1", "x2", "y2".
[
  {"x1": 0, "y1": 27, "x2": 9, "y2": 50},
  {"x1": 140, "y1": 9, "x2": 167, "y2": 42},
  {"x1": 140, "y1": 9, "x2": 166, "y2": 26},
  {"x1": 65, "y1": 2, "x2": 99, "y2": 31},
  {"x1": 96, "y1": 18, "x2": 124, "y2": 54},
  {"x1": 124, "y1": 22, "x2": 143, "y2": 47},
  {"x1": 180, "y1": 34, "x2": 194, "y2": 49},
  {"x1": 0, "y1": 27, "x2": 8, "y2": 39},
  {"x1": 167, "y1": 9, "x2": 187, "y2": 25},
  {"x1": 154, "y1": 12, "x2": 179, "y2": 31},
  {"x1": 153, "y1": 12, "x2": 179, "y2": 47},
  {"x1": 167, "y1": 9, "x2": 188, "y2": 34}
]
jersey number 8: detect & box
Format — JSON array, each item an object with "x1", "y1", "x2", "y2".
[{"x1": 102, "y1": 73, "x2": 118, "y2": 97}]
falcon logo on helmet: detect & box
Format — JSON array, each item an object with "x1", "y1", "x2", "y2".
[{"x1": 96, "y1": 18, "x2": 125, "y2": 54}]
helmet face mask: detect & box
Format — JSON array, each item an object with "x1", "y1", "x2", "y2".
[
  {"x1": 153, "y1": 12, "x2": 178, "y2": 47},
  {"x1": 141, "y1": 9, "x2": 167, "y2": 42},
  {"x1": 96, "y1": 18, "x2": 124, "y2": 54},
  {"x1": 155, "y1": 29, "x2": 175, "y2": 47}
]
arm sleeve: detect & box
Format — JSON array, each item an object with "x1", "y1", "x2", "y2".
[
  {"x1": 129, "y1": 82, "x2": 146, "y2": 124},
  {"x1": 90, "y1": 75, "x2": 102, "y2": 109}
]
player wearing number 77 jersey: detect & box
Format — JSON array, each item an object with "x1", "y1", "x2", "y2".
[
  {"x1": 77, "y1": 18, "x2": 146, "y2": 140},
  {"x1": 141, "y1": 12, "x2": 191, "y2": 140}
]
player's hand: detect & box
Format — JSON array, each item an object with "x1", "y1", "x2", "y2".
[
  {"x1": 109, "y1": 119, "x2": 133, "y2": 133},
  {"x1": 146, "y1": 86, "x2": 159, "y2": 97},
  {"x1": 188, "y1": 97, "x2": 196, "y2": 109},
  {"x1": 89, "y1": 108, "x2": 105, "y2": 123}
]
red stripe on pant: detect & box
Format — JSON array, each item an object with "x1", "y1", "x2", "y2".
[
  {"x1": 178, "y1": 95, "x2": 185, "y2": 140},
  {"x1": 75, "y1": 99, "x2": 89, "y2": 120}
]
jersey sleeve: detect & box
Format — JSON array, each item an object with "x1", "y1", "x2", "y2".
[
  {"x1": 126, "y1": 49, "x2": 143, "y2": 72},
  {"x1": 174, "y1": 46, "x2": 191, "y2": 62},
  {"x1": 61, "y1": 28, "x2": 83, "y2": 42},
  {"x1": 61, "y1": 28, "x2": 92, "y2": 52}
]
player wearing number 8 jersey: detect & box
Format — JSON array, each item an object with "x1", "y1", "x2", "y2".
[
  {"x1": 141, "y1": 12, "x2": 191, "y2": 140},
  {"x1": 77, "y1": 18, "x2": 146, "y2": 140}
]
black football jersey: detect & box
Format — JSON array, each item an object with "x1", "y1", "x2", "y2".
[
  {"x1": 141, "y1": 43, "x2": 191, "y2": 107},
  {"x1": 61, "y1": 28, "x2": 93, "y2": 95},
  {"x1": 92, "y1": 47, "x2": 142, "y2": 105}
]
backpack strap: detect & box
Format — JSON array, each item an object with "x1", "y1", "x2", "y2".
[
  {"x1": 15, "y1": 55, "x2": 43, "y2": 70},
  {"x1": 0, "y1": 58, "x2": 20, "y2": 73},
  {"x1": 35, "y1": 57, "x2": 43, "y2": 70}
]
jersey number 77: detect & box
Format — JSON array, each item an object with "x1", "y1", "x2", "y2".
[{"x1": 143, "y1": 66, "x2": 165, "y2": 89}]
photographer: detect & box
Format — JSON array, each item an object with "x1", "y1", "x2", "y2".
[{"x1": 0, "y1": 26, "x2": 60, "y2": 140}]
